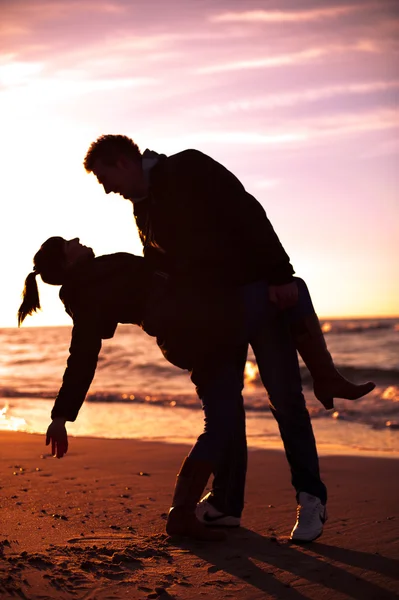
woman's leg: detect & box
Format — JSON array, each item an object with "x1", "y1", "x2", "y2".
[{"x1": 289, "y1": 277, "x2": 375, "y2": 409}]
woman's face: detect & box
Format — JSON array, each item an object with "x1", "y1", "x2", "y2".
[{"x1": 64, "y1": 238, "x2": 94, "y2": 267}]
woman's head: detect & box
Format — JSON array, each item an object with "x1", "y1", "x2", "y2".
[
  {"x1": 18, "y1": 237, "x2": 94, "y2": 326},
  {"x1": 34, "y1": 236, "x2": 68, "y2": 285}
]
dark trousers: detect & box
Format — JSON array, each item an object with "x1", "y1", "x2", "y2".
[{"x1": 189, "y1": 278, "x2": 327, "y2": 516}]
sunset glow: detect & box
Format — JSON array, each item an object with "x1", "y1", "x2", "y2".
[
  {"x1": 1, "y1": 0, "x2": 398, "y2": 327},
  {"x1": 245, "y1": 361, "x2": 259, "y2": 385}
]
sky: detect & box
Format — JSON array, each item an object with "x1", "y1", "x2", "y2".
[{"x1": 1, "y1": 0, "x2": 398, "y2": 327}]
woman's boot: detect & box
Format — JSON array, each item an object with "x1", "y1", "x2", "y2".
[
  {"x1": 292, "y1": 314, "x2": 375, "y2": 410},
  {"x1": 166, "y1": 456, "x2": 226, "y2": 541}
]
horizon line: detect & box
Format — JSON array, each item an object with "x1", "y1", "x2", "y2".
[{"x1": 1, "y1": 314, "x2": 398, "y2": 330}]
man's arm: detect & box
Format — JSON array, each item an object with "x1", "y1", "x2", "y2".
[{"x1": 162, "y1": 150, "x2": 294, "y2": 285}]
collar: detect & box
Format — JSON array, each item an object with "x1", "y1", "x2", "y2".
[{"x1": 131, "y1": 149, "x2": 160, "y2": 203}]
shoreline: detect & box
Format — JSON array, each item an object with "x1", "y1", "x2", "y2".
[
  {"x1": 5, "y1": 428, "x2": 399, "y2": 460},
  {"x1": 1, "y1": 431, "x2": 399, "y2": 599},
  {"x1": 3, "y1": 396, "x2": 399, "y2": 459}
]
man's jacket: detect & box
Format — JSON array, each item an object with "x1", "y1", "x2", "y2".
[{"x1": 133, "y1": 149, "x2": 295, "y2": 286}]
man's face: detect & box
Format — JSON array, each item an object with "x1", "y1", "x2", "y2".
[{"x1": 92, "y1": 156, "x2": 146, "y2": 200}]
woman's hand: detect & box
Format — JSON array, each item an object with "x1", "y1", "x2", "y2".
[
  {"x1": 269, "y1": 282, "x2": 298, "y2": 310},
  {"x1": 46, "y1": 418, "x2": 68, "y2": 459}
]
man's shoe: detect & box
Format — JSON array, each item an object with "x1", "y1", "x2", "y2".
[
  {"x1": 290, "y1": 492, "x2": 327, "y2": 542},
  {"x1": 166, "y1": 506, "x2": 226, "y2": 540},
  {"x1": 196, "y1": 492, "x2": 241, "y2": 527},
  {"x1": 166, "y1": 457, "x2": 225, "y2": 541}
]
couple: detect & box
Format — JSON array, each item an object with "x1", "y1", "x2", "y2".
[{"x1": 18, "y1": 135, "x2": 374, "y2": 542}]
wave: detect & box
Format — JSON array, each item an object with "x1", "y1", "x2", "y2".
[
  {"x1": 299, "y1": 366, "x2": 399, "y2": 386},
  {"x1": 321, "y1": 319, "x2": 398, "y2": 335},
  {"x1": 1, "y1": 364, "x2": 399, "y2": 401},
  {"x1": 1, "y1": 380, "x2": 399, "y2": 409}
]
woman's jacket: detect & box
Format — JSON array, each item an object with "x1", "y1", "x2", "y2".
[{"x1": 51, "y1": 253, "x2": 244, "y2": 421}]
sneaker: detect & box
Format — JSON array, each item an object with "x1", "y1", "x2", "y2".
[
  {"x1": 196, "y1": 492, "x2": 241, "y2": 527},
  {"x1": 290, "y1": 492, "x2": 327, "y2": 542}
]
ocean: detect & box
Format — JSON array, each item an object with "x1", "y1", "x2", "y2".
[{"x1": 1, "y1": 318, "x2": 398, "y2": 457}]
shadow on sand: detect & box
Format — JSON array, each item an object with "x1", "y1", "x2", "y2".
[{"x1": 167, "y1": 527, "x2": 399, "y2": 599}]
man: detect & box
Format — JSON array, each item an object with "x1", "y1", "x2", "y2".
[{"x1": 83, "y1": 135, "x2": 373, "y2": 541}]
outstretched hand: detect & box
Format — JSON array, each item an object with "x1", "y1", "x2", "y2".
[
  {"x1": 269, "y1": 281, "x2": 299, "y2": 310},
  {"x1": 46, "y1": 418, "x2": 68, "y2": 459}
]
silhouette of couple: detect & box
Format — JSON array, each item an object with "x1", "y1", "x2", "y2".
[{"x1": 19, "y1": 135, "x2": 374, "y2": 542}]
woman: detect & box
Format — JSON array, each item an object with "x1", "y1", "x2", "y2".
[{"x1": 18, "y1": 237, "x2": 374, "y2": 541}]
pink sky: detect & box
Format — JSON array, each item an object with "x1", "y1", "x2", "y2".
[{"x1": 1, "y1": 0, "x2": 398, "y2": 326}]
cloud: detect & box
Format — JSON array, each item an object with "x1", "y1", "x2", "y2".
[
  {"x1": 0, "y1": 61, "x2": 44, "y2": 86},
  {"x1": 252, "y1": 179, "x2": 281, "y2": 189},
  {"x1": 360, "y1": 137, "x2": 399, "y2": 158},
  {"x1": 156, "y1": 131, "x2": 308, "y2": 151},
  {"x1": 305, "y1": 108, "x2": 399, "y2": 138},
  {"x1": 156, "y1": 109, "x2": 399, "y2": 152},
  {"x1": 0, "y1": 53, "x2": 18, "y2": 65},
  {"x1": 210, "y1": 5, "x2": 365, "y2": 24},
  {"x1": 0, "y1": 23, "x2": 30, "y2": 37},
  {"x1": 190, "y1": 80, "x2": 399, "y2": 117},
  {"x1": 0, "y1": 73, "x2": 159, "y2": 114},
  {"x1": 4, "y1": 0, "x2": 126, "y2": 20},
  {"x1": 197, "y1": 48, "x2": 325, "y2": 74},
  {"x1": 197, "y1": 42, "x2": 378, "y2": 74}
]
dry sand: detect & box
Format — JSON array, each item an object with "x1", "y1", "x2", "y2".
[{"x1": 0, "y1": 431, "x2": 398, "y2": 599}]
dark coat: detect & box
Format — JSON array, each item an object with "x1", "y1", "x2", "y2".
[
  {"x1": 51, "y1": 254, "x2": 245, "y2": 422},
  {"x1": 133, "y1": 149, "x2": 295, "y2": 286},
  {"x1": 51, "y1": 253, "x2": 150, "y2": 421}
]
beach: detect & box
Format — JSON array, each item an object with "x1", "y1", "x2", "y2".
[{"x1": 1, "y1": 432, "x2": 398, "y2": 599}]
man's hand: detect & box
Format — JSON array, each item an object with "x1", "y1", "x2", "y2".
[
  {"x1": 46, "y1": 418, "x2": 68, "y2": 459},
  {"x1": 269, "y1": 281, "x2": 298, "y2": 310}
]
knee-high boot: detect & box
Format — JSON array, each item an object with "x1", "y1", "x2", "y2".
[
  {"x1": 292, "y1": 314, "x2": 375, "y2": 410},
  {"x1": 166, "y1": 456, "x2": 225, "y2": 541}
]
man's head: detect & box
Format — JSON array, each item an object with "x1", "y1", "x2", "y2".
[{"x1": 84, "y1": 134, "x2": 147, "y2": 200}]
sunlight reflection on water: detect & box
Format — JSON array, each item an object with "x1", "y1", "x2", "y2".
[
  {"x1": 2, "y1": 397, "x2": 399, "y2": 458},
  {"x1": 0, "y1": 403, "x2": 27, "y2": 432}
]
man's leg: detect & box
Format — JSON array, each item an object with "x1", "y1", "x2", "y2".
[
  {"x1": 250, "y1": 293, "x2": 327, "y2": 501},
  {"x1": 196, "y1": 344, "x2": 248, "y2": 521},
  {"x1": 246, "y1": 281, "x2": 327, "y2": 540},
  {"x1": 166, "y1": 359, "x2": 247, "y2": 538},
  {"x1": 189, "y1": 358, "x2": 246, "y2": 466}
]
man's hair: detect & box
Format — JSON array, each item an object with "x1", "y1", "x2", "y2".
[{"x1": 84, "y1": 134, "x2": 141, "y2": 172}]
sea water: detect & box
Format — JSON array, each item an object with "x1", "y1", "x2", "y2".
[{"x1": 1, "y1": 318, "x2": 398, "y2": 457}]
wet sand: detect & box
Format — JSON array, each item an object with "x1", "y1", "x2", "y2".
[{"x1": 1, "y1": 431, "x2": 398, "y2": 599}]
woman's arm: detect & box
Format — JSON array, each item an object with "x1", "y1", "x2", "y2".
[
  {"x1": 46, "y1": 319, "x2": 102, "y2": 459},
  {"x1": 51, "y1": 317, "x2": 102, "y2": 421}
]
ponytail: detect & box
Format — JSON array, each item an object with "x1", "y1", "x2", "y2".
[
  {"x1": 18, "y1": 236, "x2": 67, "y2": 326},
  {"x1": 18, "y1": 271, "x2": 41, "y2": 327}
]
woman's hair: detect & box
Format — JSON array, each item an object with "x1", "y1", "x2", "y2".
[{"x1": 18, "y1": 237, "x2": 67, "y2": 326}]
